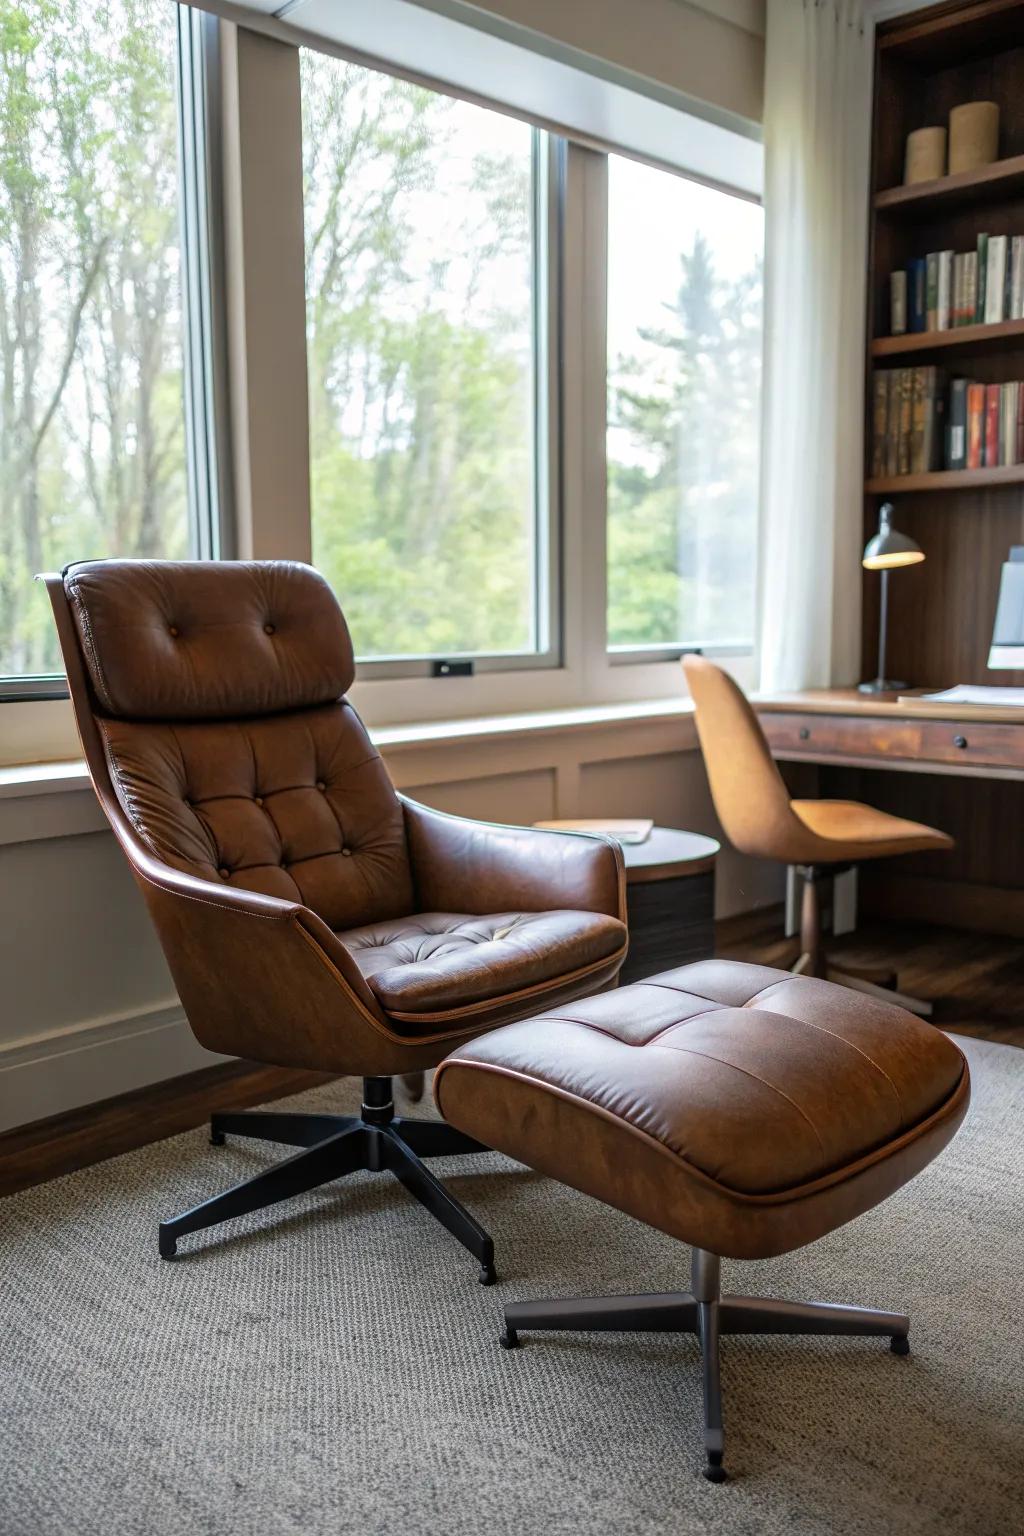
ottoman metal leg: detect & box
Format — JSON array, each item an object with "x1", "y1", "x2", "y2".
[
  {"x1": 499, "y1": 1246, "x2": 911, "y2": 1482},
  {"x1": 500, "y1": 1292, "x2": 698, "y2": 1345}
]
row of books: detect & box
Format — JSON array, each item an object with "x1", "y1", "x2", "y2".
[
  {"x1": 889, "y1": 234, "x2": 1024, "y2": 335},
  {"x1": 871, "y1": 367, "x2": 1024, "y2": 476}
]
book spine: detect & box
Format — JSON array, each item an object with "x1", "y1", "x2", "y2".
[
  {"x1": 908, "y1": 258, "x2": 927, "y2": 333},
  {"x1": 966, "y1": 382, "x2": 985, "y2": 468},
  {"x1": 898, "y1": 368, "x2": 914, "y2": 474},
  {"x1": 964, "y1": 251, "x2": 978, "y2": 327},
  {"x1": 926, "y1": 252, "x2": 939, "y2": 331},
  {"x1": 984, "y1": 382, "x2": 1001, "y2": 466},
  {"x1": 985, "y1": 235, "x2": 1007, "y2": 323},
  {"x1": 946, "y1": 378, "x2": 968, "y2": 470},
  {"x1": 1017, "y1": 382, "x2": 1024, "y2": 463},
  {"x1": 976, "y1": 234, "x2": 989, "y2": 322},
  {"x1": 936, "y1": 250, "x2": 953, "y2": 331},
  {"x1": 886, "y1": 367, "x2": 903, "y2": 476},
  {"x1": 890, "y1": 271, "x2": 907, "y2": 335},
  {"x1": 871, "y1": 371, "x2": 890, "y2": 477},
  {"x1": 1004, "y1": 381, "x2": 1020, "y2": 465},
  {"x1": 952, "y1": 253, "x2": 965, "y2": 327},
  {"x1": 1012, "y1": 238, "x2": 1024, "y2": 321},
  {"x1": 922, "y1": 367, "x2": 944, "y2": 472},
  {"x1": 909, "y1": 367, "x2": 926, "y2": 473}
]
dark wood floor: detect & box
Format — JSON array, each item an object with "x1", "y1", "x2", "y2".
[
  {"x1": 717, "y1": 908, "x2": 1024, "y2": 1047},
  {"x1": 0, "y1": 1060, "x2": 335, "y2": 1199}
]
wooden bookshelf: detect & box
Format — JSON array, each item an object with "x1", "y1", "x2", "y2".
[
  {"x1": 853, "y1": 1, "x2": 1024, "y2": 958},
  {"x1": 875, "y1": 152, "x2": 1024, "y2": 215},
  {"x1": 865, "y1": 0, "x2": 1024, "y2": 694},
  {"x1": 871, "y1": 318, "x2": 1024, "y2": 358},
  {"x1": 865, "y1": 464, "x2": 1024, "y2": 494}
]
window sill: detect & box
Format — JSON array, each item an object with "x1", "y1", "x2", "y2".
[
  {"x1": 0, "y1": 758, "x2": 92, "y2": 800},
  {"x1": 0, "y1": 696, "x2": 699, "y2": 829}
]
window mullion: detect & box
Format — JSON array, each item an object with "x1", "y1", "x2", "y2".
[{"x1": 176, "y1": 7, "x2": 232, "y2": 562}]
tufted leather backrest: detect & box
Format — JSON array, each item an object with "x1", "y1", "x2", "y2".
[
  {"x1": 64, "y1": 560, "x2": 414, "y2": 930},
  {"x1": 66, "y1": 559, "x2": 354, "y2": 719}
]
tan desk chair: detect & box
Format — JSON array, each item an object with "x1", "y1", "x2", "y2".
[
  {"x1": 44, "y1": 559, "x2": 627, "y2": 1280},
  {"x1": 683, "y1": 656, "x2": 952, "y2": 1017}
]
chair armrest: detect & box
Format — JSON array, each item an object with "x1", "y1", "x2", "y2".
[
  {"x1": 401, "y1": 797, "x2": 627, "y2": 922},
  {"x1": 119, "y1": 841, "x2": 418, "y2": 1074}
]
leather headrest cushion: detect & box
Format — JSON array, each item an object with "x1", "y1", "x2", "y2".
[{"x1": 65, "y1": 560, "x2": 355, "y2": 719}]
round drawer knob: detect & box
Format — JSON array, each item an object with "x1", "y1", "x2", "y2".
[
  {"x1": 799, "y1": 727, "x2": 810, "y2": 741},
  {"x1": 953, "y1": 734, "x2": 967, "y2": 749}
]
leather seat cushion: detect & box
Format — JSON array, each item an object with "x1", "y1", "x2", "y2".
[
  {"x1": 434, "y1": 960, "x2": 970, "y2": 1260},
  {"x1": 338, "y1": 910, "x2": 627, "y2": 1022}
]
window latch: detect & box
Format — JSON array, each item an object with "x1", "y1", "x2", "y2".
[{"x1": 432, "y1": 659, "x2": 474, "y2": 678}]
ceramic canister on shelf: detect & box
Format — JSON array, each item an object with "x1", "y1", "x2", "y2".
[
  {"x1": 904, "y1": 126, "x2": 946, "y2": 184},
  {"x1": 948, "y1": 101, "x2": 999, "y2": 175}
]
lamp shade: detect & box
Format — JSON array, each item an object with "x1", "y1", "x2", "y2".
[{"x1": 862, "y1": 502, "x2": 925, "y2": 571}]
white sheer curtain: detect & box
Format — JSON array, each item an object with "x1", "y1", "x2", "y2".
[{"x1": 758, "y1": 0, "x2": 874, "y2": 691}]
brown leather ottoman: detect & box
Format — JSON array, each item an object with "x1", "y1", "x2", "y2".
[{"x1": 434, "y1": 960, "x2": 970, "y2": 1482}]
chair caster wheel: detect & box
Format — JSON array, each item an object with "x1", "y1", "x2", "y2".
[
  {"x1": 158, "y1": 1228, "x2": 177, "y2": 1260},
  {"x1": 479, "y1": 1263, "x2": 497, "y2": 1286},
  {"x1": 702, "y1": 1456, "x2": 727, "y2": 1484},
  {"x1": 209, "y1": 1129, "x2": 226, "y2": 1146},
  {"x1": 890, "y1": 1334, "x2": 910, "y2": 1356},
  {"x1": 499, "y1": 1328, "x2": 520, "y2": 1350}
]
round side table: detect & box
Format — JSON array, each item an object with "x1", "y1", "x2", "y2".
[{"x1": 618, "y1": 827, "x2": 720, "y2": 984}]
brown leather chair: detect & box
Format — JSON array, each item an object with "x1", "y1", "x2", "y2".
[
  {"x1": 44, "y1": 560, "x2": 627, "y2": 1281},
  {"x1": 683, "y1": 656, "x2": 952, "y2": 1016}
]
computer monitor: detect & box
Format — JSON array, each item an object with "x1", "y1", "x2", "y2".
[{"x1": 989, "y1": 547, "x2": 1024, "y2": 670}]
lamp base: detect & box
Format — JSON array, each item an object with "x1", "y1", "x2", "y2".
[{"x1": 857, "y1": 678, "x2": 908, "y2": 694}]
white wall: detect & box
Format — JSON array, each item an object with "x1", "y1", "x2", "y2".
[{"x1": 443, "y1": 0, "x2": 766, "y2": 124}]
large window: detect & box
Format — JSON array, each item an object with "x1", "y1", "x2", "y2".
[
  {"x1": 301, "y1": 53, "x2": 549, "y2": 669},
  {"x1": 0, "y1": 1, "x2": 216, "y2": 687},
  {"x1": 606, "y1": 155, "x2": 763, "y2": 655}
]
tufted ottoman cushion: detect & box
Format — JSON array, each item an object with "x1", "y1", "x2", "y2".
[{"x1": 434, "y1": 960, "x2": 969, "y2": 1261}]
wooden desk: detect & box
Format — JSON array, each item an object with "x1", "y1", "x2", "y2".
[
  {"x1": 756, "y1": 689, "x2": 1024, "y2": 782},
  {"x1": 753, "y1": 689, "x2": 1024, "y2": 937}
]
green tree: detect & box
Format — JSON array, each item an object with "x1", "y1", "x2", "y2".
[
  {"x1": 0, "y1": 0, "x2": 185, "y2": 676},
  {"x1": 608, "y1": 231, "x2": 763, "y2": 648},
  {"x1": 301, "y1": 53, "x2": 536, "y2": 658}
]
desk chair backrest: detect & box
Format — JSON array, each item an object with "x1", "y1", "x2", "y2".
[{"x1": 683, "y1": 655, "x2": 799, "y2": 862}]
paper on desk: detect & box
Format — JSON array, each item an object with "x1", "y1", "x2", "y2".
[{"x1": 909, "y1": 685, "x2": 1024, "y2": 707}]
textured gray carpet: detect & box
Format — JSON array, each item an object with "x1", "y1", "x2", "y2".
[{"x1": 1, "y1": 1033, "x2": 1022, "y2": 1536}]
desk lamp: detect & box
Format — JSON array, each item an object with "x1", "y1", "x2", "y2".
[{"x1": 859, "y1": 502, "x2": 924, "y2": 694}]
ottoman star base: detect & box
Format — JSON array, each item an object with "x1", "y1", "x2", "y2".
[
  {"x1": 434, "y1": 960, "x2": 969, "y2": 1482},
  {"x1": 498, "y1": 1246, "x2": 910, "y2": 1482}
]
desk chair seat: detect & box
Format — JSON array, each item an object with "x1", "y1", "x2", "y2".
[
  {"x1": 684, "y1": 657, "x2": 952, "y2": 1015},
  {"x1": 44, "y1": 559, "x2": 628, "y2": 1282},
  {"x1": 788, "y1": 799, "x2": 952, "y2": 861}
]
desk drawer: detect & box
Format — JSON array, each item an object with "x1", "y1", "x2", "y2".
[{"x1": 761, "y1": 712, "x2": 1024, "y2": 770}]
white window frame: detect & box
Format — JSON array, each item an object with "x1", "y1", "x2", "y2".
[
  {"x1": 2, "y1": 8, "x2": 763, "y2": 763},
  {"x1": 0, "y1": 5, "x2": 230, "y2": 707},
  {"x1": 350, "y1": 137, "x2": 762, "y2": 730},
  {"x1": 339, "y1": 127, "x2": 563, "y2": 682}
]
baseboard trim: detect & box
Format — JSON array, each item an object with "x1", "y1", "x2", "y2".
[
  {"x1": 0, "y1": 1003, "x2": 229, "y2": 1134},
  {"x1": 0, "y1": 1058, "x2": 338, "y2": 1199}
]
